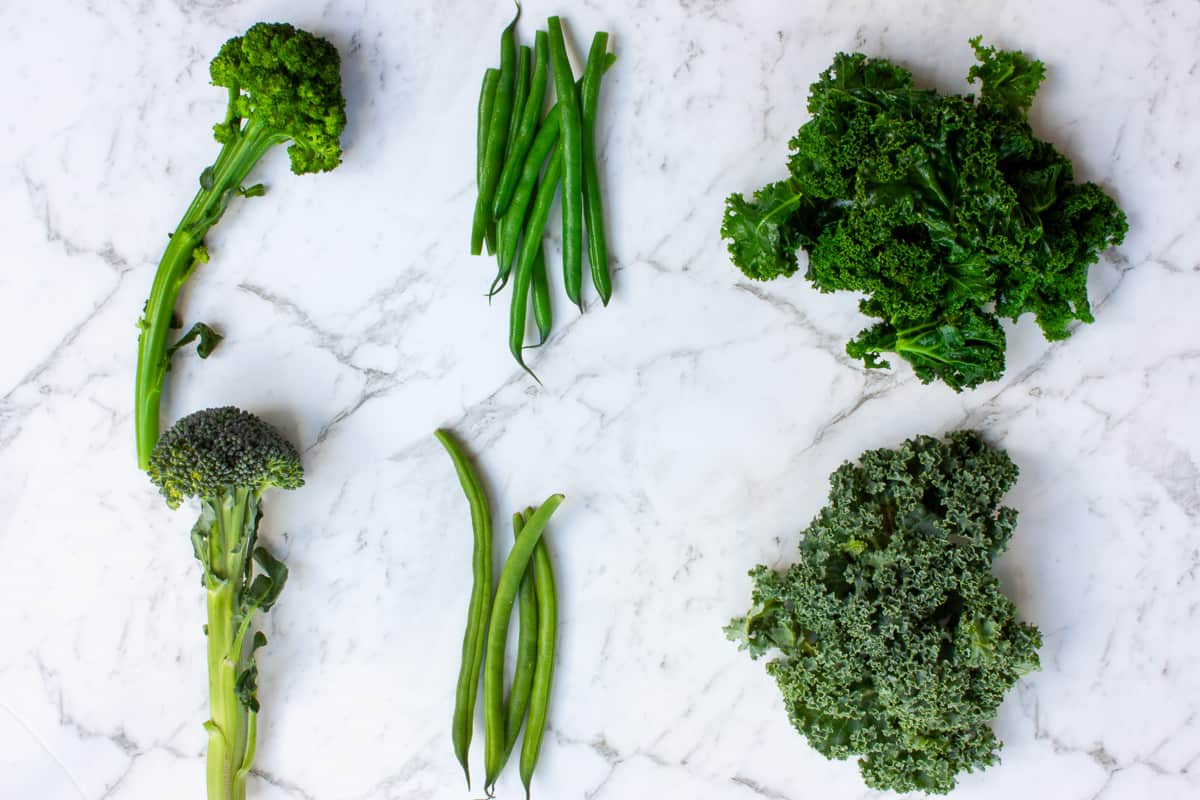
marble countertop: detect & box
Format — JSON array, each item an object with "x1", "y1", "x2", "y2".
[{"x1": 2, "y1": 1, "x2": 1198, "y2": 798}]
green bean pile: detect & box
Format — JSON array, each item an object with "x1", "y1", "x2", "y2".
[
  {"x1": 435, "y1": 429, "x2": 564, "y2": 798},
  {"x1": 471, "y1": 10, "x2": 616, "y2": 378}
]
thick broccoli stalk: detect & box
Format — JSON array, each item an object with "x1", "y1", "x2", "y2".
[
  {"x1": 148, "y1": 407, "x2": 304, "y2": 800},
  {"x1": 727, "y1": 432, "x2": 1042, "y2": 794},
  {"x1": 135, "y1": 22, "x2": 346, "y2": 469}
]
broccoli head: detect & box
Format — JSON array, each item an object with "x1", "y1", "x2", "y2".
[
  {"x1": 209, "y1": 21, "x2": 346, "y2": 174},
  {"x1": 148, "y1": 406, "x2": 303, "y2": 509},
  {"x1": 727, "y1": 432, "x2": 1042, "y2": 794}
]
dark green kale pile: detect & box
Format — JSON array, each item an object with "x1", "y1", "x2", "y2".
[
  {"x1": 722, "y1": 39, "x2": 1128, "y2": 390},
  {"x1": 726, "y1": 432, "x2": 1042, "y2": 793}
]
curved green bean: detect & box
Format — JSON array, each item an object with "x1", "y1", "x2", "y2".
[
  {"x1": 494, "y1": 30, "x2": 549, "y2": 218},
  {"x1": 520, "y1": 525, "x2": 558, "y2": 799},
  {"x1": 547, "y1": 16, "x2": 585, "y2": 310},
  {"x1": 471, "y1": 9, "x2": 519, "y2": 255},
  {"x1": 508, "y1": 147, "x2": 562, "y2": 379},
  {"x1": 581, "y1": 32, "x2": 612, "y2": 305},
  {"x1": 434, "y1": 429, "x2": 493, "y2": 789},
  {"x1": 483, "y1": 494, "x2": 565, "y2": 793},
  {"x1": 530, "y1": 243, "x2": 552, "y2": 346},
  {"x1": 498, "y1": 512, "x2": 540, "y2": 774},
  {"x1": 491, "y1": 116, "x2": 559, "y2": 298}
]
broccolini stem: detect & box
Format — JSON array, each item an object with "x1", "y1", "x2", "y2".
[
  {"x1": 202, "y1": 489, "x2": 257, "y2": 800},
  {"x1": 133, "y1": 115, "x2": 283, "y2": 468}
]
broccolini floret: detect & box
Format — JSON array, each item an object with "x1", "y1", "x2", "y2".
[
  {"x1": 149, "y1": 406, "x2": 303, "y2": 800},
  {"x1": 134, "y1": 22, "x2": 346, "y2": 469}
]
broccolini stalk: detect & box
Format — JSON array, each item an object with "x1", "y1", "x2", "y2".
[
  {"x1": 148, "y1": 407, "x2": 304, "y2": 800},
  {"x1": 135, "y1": 22, "x2": 346, "y2": 469}
]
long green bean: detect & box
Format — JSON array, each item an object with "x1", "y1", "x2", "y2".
[
  {"x1": 483, "y1": 495, "x2": 565, "y2": 793},
  {"x1": 508, "y1": 148, "x2": 562, "y2": 378},
  {"x1": 434, "y1": 430, "x2": 493, "y2": 788},
  {"x1": 494, "y1": 31, "x2": 550, "y2": 218},
  {"x1": 581, "y1": 32, "x2": 612, "y2": 305},
  {"x1": 547, "y1": 17, "x2": 585, "y2": 310},
  {"x1": 471, "y1": 9, "x2": 519, "y2": 255},
  {"x1": 492, "y1": 57, "x2": 615, "y2": 298},
  {"x1": 520, "y1": 524, "x2": 558, "y2": 799},
  {"x1": 499, "y1": 512, "x2": 540, "y2": 773},
  {"x1": 477, "y1": 69, "x2": 500, "y2": 256}
]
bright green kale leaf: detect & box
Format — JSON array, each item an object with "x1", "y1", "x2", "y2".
[
  {"x1": 727, "y1": 432, "x2": 1042, "y2": 794},
  {"x1": 721, "y1": 40, "x2": 1128, "y2": 390}
]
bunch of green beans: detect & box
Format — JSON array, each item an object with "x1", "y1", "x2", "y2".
[
  {"x1": 435, "y1": 429, "x2": 563, "y2": 798},
  {"x1": 471, "y1": 11, "x2": 616, "y2": 379}
]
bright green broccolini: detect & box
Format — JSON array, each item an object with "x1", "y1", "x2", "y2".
[
  {"x1": 134, "y1": 22, "x2": 346, "y2": 469},
  {"x1": 148, "y1": 407, "x2": 304, "y2": 800}
]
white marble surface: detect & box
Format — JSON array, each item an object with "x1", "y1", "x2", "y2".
[{"x1": 1, "y1": 1, "x2": 1198, "y2": 798}]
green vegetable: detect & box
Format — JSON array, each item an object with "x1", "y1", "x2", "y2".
[
  {"x1": 727, "y1": 432, "x2": 1042, "y2": 794},
  {"x1": 494, "y1": 31, "x2": 551, "y2": 218},
  {"x1": 520, "y1": 523, "x2": 558, "y2": 800},
  {"x1": 501, "y1": 512, "x2": 540, "y2": 768},
  {"x1": 509, "y1": 147, "x2": 563, "y2": 381},
  {"x1": 529, "y1": 243, "x2": 553, "y2": 346},
  {"x1": 147, "y1": 407, "x2": 303, "y2": 800},
  {"x1": 477, "y1": 68, "x2": 502, "y2": 256},
  {"x1": 483, "y1": 495, "x2": 565, "y2": 792},
  {"x1": 547, "y1": 17, "x2": 585, "y2": 310},
  {"x1": 134, "y1": 22, "x2": 346, "y2": 469},
  {"x1": 471, "y1": 8, "x2": 519, "y2": 255},
  {"x1": 721, "y1": 39, "x2": 1127, "y2": 391},
  {"x1": 434, "y1": 429, "x2": 494, "y2": 788},
  {"x1": 580, "y1": 31, "x2": 612, "y2": 305}
]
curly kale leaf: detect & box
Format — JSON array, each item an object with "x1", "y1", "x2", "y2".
[
  {"x1": 728, "y1": 432, "x2": 1042, "y2": 794},
  {"x1": 847, "y1": 305, "x2": 1007, "y2": 391},
  {"x1": 721, "y1": 39, "x2": 1127, "y2": 391}
]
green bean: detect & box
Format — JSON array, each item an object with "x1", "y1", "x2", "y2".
[
  {"x1": 547, "y1": 16, "x2": 585, "y2": 311},
  {"x1": 494, "y1": 31, "x2": 549, "y2": 219},
  {"x1": 477, "y1": 68, "x2": 500, "y2": 187},
  {"x1": 471, "y1": 8, "x2": 519, "y2": 255},
  {"x1": 477, "y1": 69, "x2": 500, "y2": 256},
  {"x1": 483, "y1": 494, "x2": 565, "y2": 793},
  {"x1": 434, "y1": 429, "x2": 493, "y2": 789},
  {"x1": 520, "y1": 518, "x2": 558, "y2": 799},
  {"x1": 495, "y1": 47, "x2": 528, "y2": 270},
  {"x1": 491, "y1": 114, "x2": 559, "y2": 298},
  {"x1": 530, "y1": 242, "x2": 552, "y2": 346},
  {"x1": 491, "y1": 57, "x2": 615, "y2": 298},
  {"x1": 581, "y1": 32, "x2": 612, "y2": 305},
  {"x1": 509, "y1": 46, "x2": 531, "y2": 157},
  {"x1": 508, "y1": 147, "x2": 562, "y2": 379},
  {"x1": 499, "y1": 512, "x2": 540, "y2": 773}
]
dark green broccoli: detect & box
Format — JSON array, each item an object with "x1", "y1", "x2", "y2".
[
  {"x1": 135, "y1": 22, "x2": 346, "y2": 469},
  {"x1": 148, "y1": 406, "x2": 303, "y2": 800},
  {"x1": 727, "y1": 432, "x2": 1041, "y2": 794},
  {"x1": 721, "y1": 39, "x2": 1127, "y2": 391}
]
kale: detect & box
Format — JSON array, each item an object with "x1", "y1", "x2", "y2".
[
  {"x1": 721, "y1": 39, "x2": 1128, "y2": 390},
  {"x1": 727, "y1": 432, "x2": 1042, "y2": 794}
]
